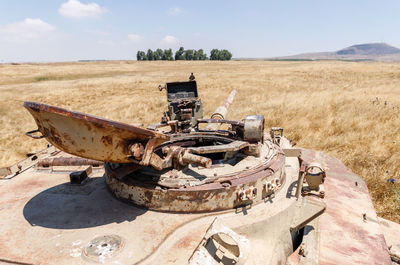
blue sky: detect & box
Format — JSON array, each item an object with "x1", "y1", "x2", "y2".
[{"x1": 0, "y1": 0, "x2": 399, "y2": 62}]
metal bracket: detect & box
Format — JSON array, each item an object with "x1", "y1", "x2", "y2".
[
  {"x1": 0, "y1": 145, "x2": 57, "y2": 178},
  {"x1": 25, "y1": 129, "x2": 47, "y2": 139},
  {"x1": 270, "y1": 127, "x2": 283, "y2": 145}
]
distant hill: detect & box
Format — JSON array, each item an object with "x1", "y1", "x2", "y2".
[
  {"x1": 336, "y1": 43, "x2": 400, "y2": 56},
  {"x1": 268, "y1": 43, "x2": 400, "y2": 61}
]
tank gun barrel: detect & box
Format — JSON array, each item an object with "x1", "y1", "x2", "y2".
[
  {"x1": 207, "y1": 89, "x2": 237, "y2": 130},
  {"x1": 210, "y1": 89, "x2": 237, "y2": 120}
]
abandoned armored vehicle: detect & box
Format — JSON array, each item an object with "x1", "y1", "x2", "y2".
[{"x1": 0, "y1": 74, "x2": 399, "y2": 264}]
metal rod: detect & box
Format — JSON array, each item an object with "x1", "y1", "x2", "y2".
[
  {"x1": 206, "y1": 90, "x2": 237, "y2": 130},
  {"x1": 37, "y1": 157, "x2": 103, "y2": 167},
  {"x1": 296, "y1": 172, "x2": 305, "y2": 199}
]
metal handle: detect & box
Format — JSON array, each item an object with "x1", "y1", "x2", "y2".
[{"x1": 26, "y1": 129, "x2": 46, "y2": 139}]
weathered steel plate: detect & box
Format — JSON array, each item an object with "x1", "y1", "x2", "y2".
[
  {"x1": 0, "y1": 145, "x2": 301, "y2": 265},
  {"x1": 0, "y1": 145, "x2": 394, "y2": 264},
  {"x1": 378, "y1": 217, "x2": 400, "y2": 263},
  {"x1": 105, "y1": 153, "x2": 285, "y2": 212},
  {"x1": 24, "y1": 101, "x2": 169, "y2": 163},
  {"x1": 105, "y1": 134, "x2": 286, "y2": 212},
  {"x1": 286, "y1": 149, "x2": 393, "y2": 265}
]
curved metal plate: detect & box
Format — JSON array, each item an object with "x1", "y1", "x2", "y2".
[
  {"x1": 24, "y1": 101, "x2": 169, "y2": 163},
  {"x1": 105, "y1": 151, "x2": 286, "y2": 212}
]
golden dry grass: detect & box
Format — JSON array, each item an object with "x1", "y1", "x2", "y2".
[{"x1": 0, "y1": 60, "x2": 399, "y2": 221}]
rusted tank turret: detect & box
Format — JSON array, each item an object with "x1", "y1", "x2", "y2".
[{"x1": 0, "y1": 74, "x2": 398, "y2": 265}]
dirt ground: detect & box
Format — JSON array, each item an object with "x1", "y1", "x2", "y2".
[{"x1": 0, "y1": 60, "x2": 399, "y2": 221}]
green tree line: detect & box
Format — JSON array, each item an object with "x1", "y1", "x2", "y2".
[
  {"x1": 137, "y1": 49, "x2": 174, "y2": 61},
  {"x1": 209, "y1": 49, "x2": 232, "y2": 60},
  {"x1": 136, "y1": 47, "x2": 232, "y2": 61}
]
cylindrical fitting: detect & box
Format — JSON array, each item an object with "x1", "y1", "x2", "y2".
[{"x1": 179, "y1": 151, "x2": 212, "y2": 168}]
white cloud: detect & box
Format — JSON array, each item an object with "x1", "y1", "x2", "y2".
[
  {"x1": 0, "y1": 18, "x2": 55, "y2": 42},
  {"x1": 59, "y1": 0, "x2": 107, "y2": 19},
  {"x1": 167, "y1": 7, "x2": 184, "y2": 16},
  {"x1": 161, "y1": 35, "x2": 179, "y2": 45},
  {"x1": 127, "y1": 34, "x2": 143, "y2": 42}
]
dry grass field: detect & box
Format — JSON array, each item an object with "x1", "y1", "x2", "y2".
[{"x1": 0, "y1": 60, "x2": 399, "y2": 222}]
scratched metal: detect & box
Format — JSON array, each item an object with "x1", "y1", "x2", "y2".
[
  {"x1": 0, "y1": 146, "x2": 299, "y2": 264},
  {"x1": 378, "y1": 217, "x2": 400, "y2": 263},
  {"x1": 105, "y1": 151, "x2": 286, "y2": 212},
  {"x1": 286, "y1": 149, "x2": 392, "y2": 265},
  {"x1": 24, "y1": 101, "x2": 169, "y2": 163},
  {"x1": 0, "y1": 143, "x2": 394, "y2": 264}
]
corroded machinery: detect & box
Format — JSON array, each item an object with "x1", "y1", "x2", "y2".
[
  {"x1": 23, "y1": 77, "x2": 289, "y2": 213},
  {"x1": 0, "y1": 74, "x2": 399, "y2": 265}
]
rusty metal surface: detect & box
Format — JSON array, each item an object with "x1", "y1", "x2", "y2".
[
  {"x1": 243, "y1": 115, "x2": 264, "y2": 143},
  {"x1": 288, "y1": 149, "x2": 393, "y2": 265},
  {"x1": 197, "y1": 118, "x2": 244, "y2": 127},
  {"x1": 37, "y1": 157, "x2": 102, "y2": 167},
  {"x1": 106, "y1": 165, "x2": 284, "y2": 212},
  {"x1": 118, "y1": 150, "x2": 304, "y2": 265},
  {"x1": 105, "y1": 152, "x2": 285, "y2": 212},
  {"x1": 188, "y1": 198, "x2": 325, "y2": 265},
  {"x1": 188, "y1": 218, "x2": 251, "y2": 265},
  {"x1": 2, "y1": 76, "x2": 393, "y2": 264},
  {"x1": 24, "y1": 101, "x2": 169, "y2": 163},
  {"x1": 0, "y1": 143, "x2": 300, "y2": 264},
  {"x1": 0, "y1": 144, "x2": 394, "y2": 264},
  {"x1": 104, "y1": 134, "x2": 285, "y2": 212},
  {"x1": 159, "y1": 145, "x2": 213, "y2": 169},
  {"x1": 0, "y1": 145, "x2": 58, "y2": 178},
  {"x1": 188, "y1": 140, "x2": 249, "y2": 154},
  {"x1": 0, "y1": 166, "x2": 202, "y2": 264},
  {"x1": 179, "y1": 150, "x2": 212, "y2": 168},
  {"x1": 378, "y1": 217, "x2": 400, "y2": 263}
]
